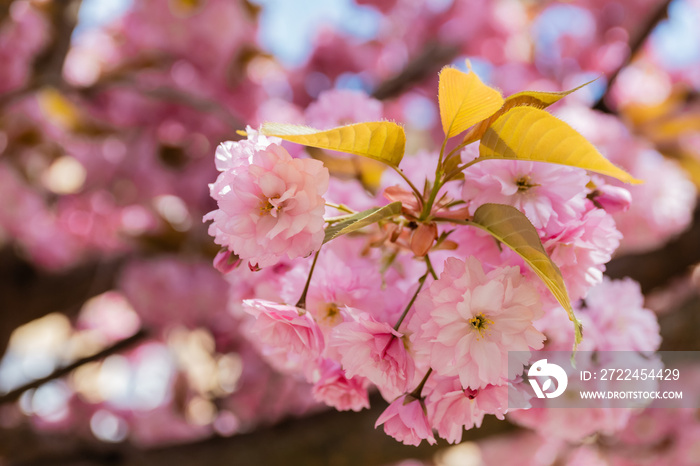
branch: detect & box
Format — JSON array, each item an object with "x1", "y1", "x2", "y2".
[
  {"x1": 6, "y1": 392, "x2": 515, "y2": 466},
  {"x1": 0, "y1": 329, "x2": 147, "y2": 406},
  {"x1": 372, "y1": 41, "x2": 460, "y2": 100},
  {"x1": 30, "y1": 0, "x2": 83, "y2": 88},
  {"x1": 592, "y1": 0, "x2": 673, "y2": 113},
  {"x1": 0, "y1": 248, "x2": 124, "y2": 360},
  {"x1": 606, "y1": 203, "x2": 700, "y2": 293}
]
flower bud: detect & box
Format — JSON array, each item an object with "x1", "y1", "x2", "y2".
[
  {"x1": 213, "y1": 249, "x2": 241, "y2": 274},
  {"x1": 594, "y1": 185, "x2": 631, "y2": 213},
  {"x1": 410, "y1": 222, "x2": 437, "y2": 257}
]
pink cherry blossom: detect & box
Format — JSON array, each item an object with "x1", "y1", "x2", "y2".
[
  {"x1": 462, "y1": 159, "x2": 589, "y2": 231},
  {"x1": 279, "y1": 236, "x2": 401, "y2": 328},
  {"x1": 213, "y1": 126, "x2": 281, "y2": 172},
  {"x1": 241, "y1": 299, "x2": 324, "y2": 377},
  {"x1": 410, "y1": 256, "x2": 544, "y2": 389},
  {"x1": 583, "y1": 277, "x2": 661, "y2": 352},
  {"x1": 205, "y1": 135, "x2": 329, "y2": 269},
  {"x1": 544, "y1": 207, "x2": 621, "y2": 302},
  {"x1": 375, "y1": 394, "x2": 436, "y2": 446},
  {"x1": 425, "y1": 376, "x2": 509, "y2": 444},
  {"x1": 328, "y1": 313, "x2": 415, "y2": 400},
  {"x1": 312, "y1": 359, "x2": 370, "y2": 412}
]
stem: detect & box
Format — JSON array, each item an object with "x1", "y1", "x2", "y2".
[
  {"x1": 445, "y1": 157, "x2": 484, "y2": 182},
  {"x1": 325, "y1": 202, "x2": 356, "y2": 214},
  {"x1": 433, "y1": 217, "x2": 470, "y2": 225},
  {"x1": 436, "y1": 136, "x2": 449, "y2": 173},
  {"x1": 389, "y1": 165, "x2": 424, "y2": 208},
  {"x1": 420, "y1": 136, "x2": 453, "y2": 221},
  {"x1": 424, "y1": 254, "x2": 438, "y2": 280},
  {"x1": 443, "y1": 139, "x2": 470, "y2": 166},
  {"x1": 409, "y1": 368, "x2": 433, "y2": 399},
  {"x1": 295, "y1": 249, "x2": 321, "y2": 309},
  {"x1": 0, "y1": 329, "x2": 147, "y2": 405},
  {"x1": 592, "y1": 0, "x2": 672, "y2": 113},
  {"x1": 393, "y1": 270, "x2": 430, "y2": 330}
]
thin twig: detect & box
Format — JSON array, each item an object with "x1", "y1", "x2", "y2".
[
  {"x1": 372, "y1": 42, "x2": 460, "y2": 101},
  {"x1": 0, "y1": 329, "x2": 147, "y2": 405},
  {"x1": 593, "y1": 0, "x2": 673, "y2": 113}
]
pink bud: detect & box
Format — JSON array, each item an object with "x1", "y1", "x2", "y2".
[
  {"x1": 410, "y1": 223, "x2": 437, "y2": 257},
  {"x1": 594, "y1": 185, "x2": 631, "y2": 213},
  {"x1": 213, "y1": 249, "x2": 241, "y2": 274}
]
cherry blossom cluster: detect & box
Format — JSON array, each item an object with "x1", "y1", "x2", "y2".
[
  {"x1": 2, "y1": 0, "x2": 698, "y2": 456},
  {"x1": 204, "y1": 76, "x2": 667, "y2": 445}
]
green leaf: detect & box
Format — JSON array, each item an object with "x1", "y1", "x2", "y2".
[
  {"x1": 467, "y1": 203, "x2": 582, "y2": 346},
  {"x1": 438, "y1": 67, "x2": 504, "y2": 139},
  {"x1": 462, "y1": 79, "x2": 596, "y2": 145},
  {"x1": 479, "y1": 106, "x2": 642, "y2": 184},
  {"x1": 260, "y1": 122, "x2": 406, "y2": 167},
  {"x1": 324, "y1": 201, "x2": 403, "y2": 244}
]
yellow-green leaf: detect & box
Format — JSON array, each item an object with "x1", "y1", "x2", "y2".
[
  {"x1": 438, "y1": 67, "x2": 504, "y2": 139},
  {"x1": 479, "y1": 106, "x2": 642, "y2": 184},
  {"x1": 261, "y1": 122, "x2": 405, "y2": 167},
  {"x1": 324, "y1": 201, "x2": 402, "y2": 244},
  {"x1": 463, "y1": 79, "x2": 596, "y2": 145},
  {"x1": 307, "y1": 147, "x2": 385, "y2": 192},
  {"x1": 467, "y1": 203, "x2": 582, "y2": 346}
]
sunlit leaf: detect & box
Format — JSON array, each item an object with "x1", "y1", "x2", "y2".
[
  {"x1": 467, "y1": 203, "x2": 582, "y2": 346},
  {"x1": 463, "y1": 80, "x2": 596, "y2": 145},
  {"x1": 261, "y1": 122, "x2": 406, "y2": 167},
  {"x1": 438, "y1": 67, "x2": 504, "y2": 139},
  {"x1": 479, "y1": 107, "x2": 642, "y2": 184},
  {"x1": 307, "y1": 147, "x2": 385, "y2": 192},
  {"x1": 324, "y1": 202, "x2": 402, "y2": 244}
]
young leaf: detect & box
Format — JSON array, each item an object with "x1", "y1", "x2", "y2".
[
  {"x1": 324, "y1": 201, "x2": 402, "y2": 244},
  {"x1": 438, "y1": 67, "x2": 504, "y2": 139},
  {"x1": 479, "y1": 106, "x2": 642, "y2": 184},
  {"x1": 261, "y1": 122, "x2": 405, "y2": 167},
  {"x1": 467, "y1": 203, "x2": 582, "y2": 346},
  {"x1": 462, "y1": 79, "x2": 596, "y2": 145}
]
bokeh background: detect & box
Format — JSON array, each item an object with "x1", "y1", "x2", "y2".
[{"x1": 1, "y1": 0, "x2": 699, "y2": 464}]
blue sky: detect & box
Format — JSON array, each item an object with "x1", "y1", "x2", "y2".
[{"x1": 76, "y1": 0, "x2": 699, "y2": 71}]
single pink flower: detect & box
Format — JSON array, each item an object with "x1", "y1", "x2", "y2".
[
  {"x1": 328, "y1": 314, "x2": 415, "y2": 400},
  {"x1": 425, "y1": 376, "x2": 509, "y2": 444},
  {"x1": 544, "y1": 207, "x2": 621, "y2": 302},
  {"x1": 205, "y1": 132, "x2": 329, "y2": 269},
  {"x1": 312, "y1": 359, "x2": 370, "y2": 412},
  {"x1": 375, "y1": 394, "x2": 436, "y2": 446},
  {"x1": 583, "y1": 277, "x2": 661, "y2": 352},
  {"x1": 242, "y1": 299, "x2": 324, "y2": 377},
  {"x1": 462, "y1": 160, "x2": 589, "y2": 231},
  {"x1": 410, "y1": 256, "x2": 544, "y2": 389}
]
